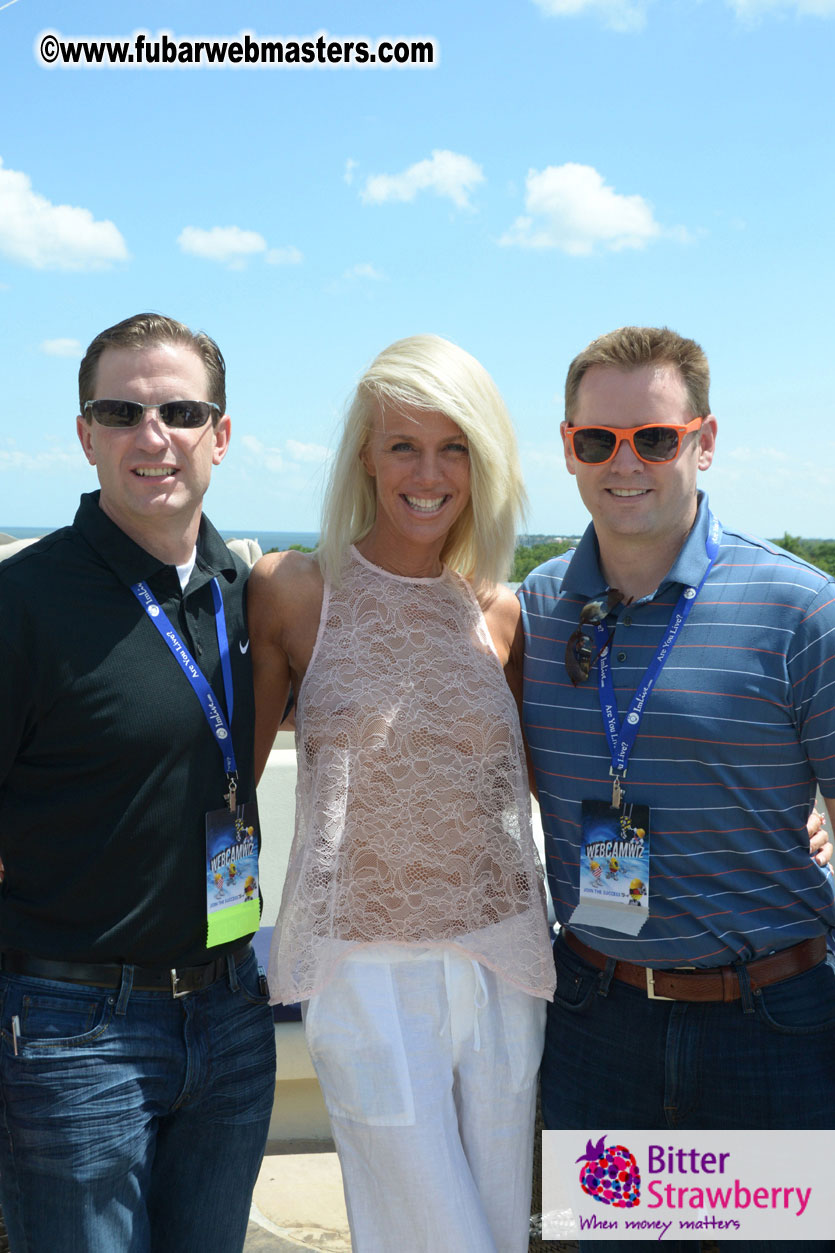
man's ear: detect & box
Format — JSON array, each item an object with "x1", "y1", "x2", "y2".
[
  {"x1": 212, "y1": 414, "x2": 232, "y2": 466},
  {"x1": 77, "y1": 415, "x2": 96, "y2": 465},
  {"x1": 698, "y1": 415, "x2": 718, "y2": 472},
  {"x1": 561, "y1": 420, "x2": 577, "y2": 478}
]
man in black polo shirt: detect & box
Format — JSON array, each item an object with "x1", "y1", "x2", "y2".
[{"x1": 0, "y1": 314, "x2": 276, "y2": 1252}]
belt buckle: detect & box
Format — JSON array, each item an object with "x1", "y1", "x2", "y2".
[
  {"x1": 646, "y1": 968, "x2": 673, "y2": 1001},
  {"x1": 646, "y1": 965, "x2": 696, "y2": 1000},
  {"x1": 170, "y1": 969, "x2": 190, "y2": 999}
]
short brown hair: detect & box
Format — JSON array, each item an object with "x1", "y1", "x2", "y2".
[
  {"x1": 78, "y1": 313, "x2": 226, "y2": 417},
  {"x1": 565, "y1": 326, "x2": 710, "y2": 420}
]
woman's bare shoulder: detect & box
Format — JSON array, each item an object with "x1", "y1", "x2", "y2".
[
  {"x1": 248, "y1": 549, "x2": 324, "y2": 634},
  {"x1": 479, "y1": 581, "x2": 520, "y2": 630},
  {"x1": 251, "y1": 548, "x2": 322, "y2": 590},
  {"x1": 477, "y1": 581, "x2": 521, "y2": 665}
]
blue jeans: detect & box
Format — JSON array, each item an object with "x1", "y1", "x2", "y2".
[
  {"x1": 0, "y1": 949, "x2": 276, "y2": 1252},
  {"x1": 542, "y1": 929, "x2": 835, "y2": 1253}
]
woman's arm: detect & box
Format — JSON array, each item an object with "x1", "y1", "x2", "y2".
[
  {"x1": 246, "y1": 548, "x2": 325, "y2": 782},
  {"x1": 247, "y1": 555, "x2": 293, "y2": 783},
  {"x1": 811, "y1": 806, "x2": 832, "y2": 867},
  {"x1": 482, "y1": 584, "x2": 539, "y2": 799}
]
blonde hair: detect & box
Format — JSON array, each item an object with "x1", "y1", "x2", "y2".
[
  {"x1": 318, "y1": 335, "x2": 526, "y2": 588},
  {"x1": 565, "y1": 326, "x2": 710, "y2": 420}
]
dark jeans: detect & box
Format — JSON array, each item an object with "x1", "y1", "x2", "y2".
[
  {"x1": 542, "y1": 929, "x2": 835, "y2": 1253},
  {"x1": 0, "y1": 949, "x2": 276, "y2": 1252}
]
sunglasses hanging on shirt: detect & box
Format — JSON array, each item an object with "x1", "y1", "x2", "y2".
[{"x1": 565, "y1": 588, "x2": 628, "y2": 686}]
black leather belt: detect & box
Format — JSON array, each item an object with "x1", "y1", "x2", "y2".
[
  {"x1": 562, "y1": 929, "x2": 827, "y2": 1002},
  {"x1": 0, "y1": 944, "x2": 252, "y2": 999}
]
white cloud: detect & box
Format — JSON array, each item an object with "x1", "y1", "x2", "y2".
[
  {"x1": 531, "y1": 0, "x2": 652, "y2": 31},
  {"x1": 266, "y1": 245, "x2": 303, "y2": 266},
  {"x1": 715, "y1": 444, "x2": 833, "y2": 482},
  {"x1": 728, "y1": 0, "x2": 835, "y2": 15},
  {"x1": 709, "y1": 444, "x2": 835, "y2": 499},
  {"x1": 706, "y1": 444, "x2": 834, "y2": 533},
  {"x1": 178, "y1": 227, "x2": 303, "y2": 270},
  {"x1": 533, "y1": 0, "x2": 835, "y2": 26},
  {"x1": 0, "y1": 159, "x2": 128, "y2": 271},
  {"x1": 178, "y1": 225, "x2": 267, "y2": 267},
  {"x1": 40, "y1": 338, "x2": 82, "y2": 358},
  {"x1": 240, "y1": 434, "x2": 331, "y2": 475},
  {"x1": 0, "y1": 446, "x2": 81, "y2": 472},
  {"x1": 500, "y1": 163, "x2": 680, "y2": 255},
  {"x1": 286, "y1": 439, "x2": 331, "y2": 464},
  {"x1": 344, "y1": 158, "x2": 358, "y2": 185},
  {"x1": 361, "y1": 149, "x2": 485, "y2": 210},
  {"x1": 343, "y1": 262, "x2": 386, "y2": 281},
  {"x1": 522, "y1": 444, "x2": 567, "y2": 472},
  {"x1": 241, "y1": 434, "x2": 283, "y2": 473}
]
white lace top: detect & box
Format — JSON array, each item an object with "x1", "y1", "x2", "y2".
[{"x1": 268, "y1": 546, "x2": 555, "y2": 1003}]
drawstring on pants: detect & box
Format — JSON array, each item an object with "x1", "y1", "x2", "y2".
[
  {"x1": 439, "y1": 951, "x2": 490, "y2": 1052},
  {"x1": 471, "y1": 960, "x2": 489, "y2": 1052}
]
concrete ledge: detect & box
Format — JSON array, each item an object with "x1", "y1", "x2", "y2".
[
  {"x1": 267, "y1": 1035, "x2": 331, "y2": 1142},
  {"x1": 256, "y1": 748, "x2": 331, "y2": 1142}
]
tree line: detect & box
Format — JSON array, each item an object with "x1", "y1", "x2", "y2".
[
  {"x1": 511, "y1": 535, "x2": 835, "y2": 583},
  {"x1": 274, "y1": 537, "x2": 835, "y2": 582}
]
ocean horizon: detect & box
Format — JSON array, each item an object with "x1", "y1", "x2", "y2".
[
  {"x1": 7, "y1": 525, "x2": 829, "y2": 554},
  {"x1": 1, "y1": 527, "x2": 572, "y2": 549},
  {"x1": 0, "y1": 525, "x2": 321, "y2": 552}
]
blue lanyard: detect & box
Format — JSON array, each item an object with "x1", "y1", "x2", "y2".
[
  {"x1": 595, "y1": 512, "x2": 721, "y2": 801},
  {"x1": 131, "y1": 576, "x2": 239, "y2": 809}
]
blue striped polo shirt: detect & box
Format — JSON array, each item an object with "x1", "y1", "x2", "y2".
[{"x1": 519, "y1": 493, "x2": 835, "y2": 967}]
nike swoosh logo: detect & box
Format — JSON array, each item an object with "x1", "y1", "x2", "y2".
[{"x1": 239, "y1": 639, "x2": 250, "y2": 654}]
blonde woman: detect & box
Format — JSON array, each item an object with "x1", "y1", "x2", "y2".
[{"x1": 248, "y1": 335, "x2": 554, "y2": 1252}]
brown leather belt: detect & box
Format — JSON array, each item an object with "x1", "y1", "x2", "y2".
[
  {"x1": 0, "y1": 944, "x2": 252, "y2": 999},
  {"x1": 562, "y1": 929, "x2": 827, "y2": 1002}
]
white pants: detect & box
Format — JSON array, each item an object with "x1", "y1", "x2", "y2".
[{"x1": 303, "y1": 946, "x2": 547, "y2": 1253}]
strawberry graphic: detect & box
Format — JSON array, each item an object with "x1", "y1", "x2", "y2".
[{"x1": 576, "y1": 1135, "x2": 641, "y2": 1208}]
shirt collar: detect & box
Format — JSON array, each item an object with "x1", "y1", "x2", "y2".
[
  {"x1": 560, "y1": 523, "x2": 607, "y2": 601},
  {"x1": 561, "y1": 491, "x2": 714, "y2": 603},
  {"x1": 73, "y1": 491, "x2": 238, "y2": 592},
  {"x1": 664, "y1": 492, "x2": 713, "y2": 591}
]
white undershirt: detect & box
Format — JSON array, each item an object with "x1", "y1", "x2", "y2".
[{"x1": 175, "y1": 547, "x2": 197, "y2": 591}]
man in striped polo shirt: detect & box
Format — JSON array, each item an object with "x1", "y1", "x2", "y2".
[{"x1": 518, "y1": 326, "x2": 835, "y2": 1252}]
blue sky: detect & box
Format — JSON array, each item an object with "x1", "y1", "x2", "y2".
[{"x1": 1, "y1": 0, "x2": 833, "y2": 539}]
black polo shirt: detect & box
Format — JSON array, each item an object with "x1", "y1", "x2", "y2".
[{"x1": 0, "y1": 492, "x2": 257, "y2": 966}]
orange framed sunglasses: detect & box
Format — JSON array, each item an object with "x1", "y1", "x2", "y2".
[{"x1": 564, "y1": 416, "x2": 704, "y2": 465}]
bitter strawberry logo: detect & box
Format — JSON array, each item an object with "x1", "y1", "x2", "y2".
[{"x1": 577, "y1": 1135, "x2": 641, "y2": 1208}]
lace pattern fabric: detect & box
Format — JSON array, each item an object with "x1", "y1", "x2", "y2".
[{"x1": 268, "y1": 547, "x2": 555, "y2": 1003}]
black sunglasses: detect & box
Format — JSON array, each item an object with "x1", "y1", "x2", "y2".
[
  {"x1": 565, "y1": 589, "x2": 627, "y2": 686},
  {"x1": 83, "y1": 399, "x2": 220, "y2": 429}
]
